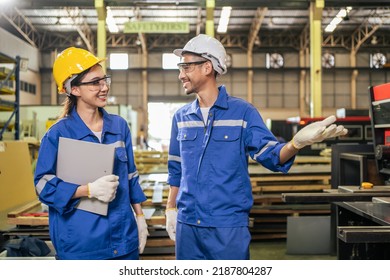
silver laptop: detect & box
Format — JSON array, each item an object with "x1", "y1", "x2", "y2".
[{"x1": 56, "y1": 137, "x2": 116, "y2": 215}]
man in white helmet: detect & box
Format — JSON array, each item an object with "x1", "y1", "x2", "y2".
[{"x1": 165, "y1": 34, "x2": 347, "y2": 260}]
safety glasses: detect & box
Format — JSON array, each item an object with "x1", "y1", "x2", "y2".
[
  {"x1": 77, "y1": 76, "x2": 111, "y2": 92},
  {"x1": 177, "y1": 61, "x2": 208, "y2": 73}
]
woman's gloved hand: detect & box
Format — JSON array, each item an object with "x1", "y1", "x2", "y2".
[
  {"x1": 88, "y1": 175, "x2": 119, "y2": 202},
  {"x1": 292, "y1": 115, "x2": 348, "y2": 149}
]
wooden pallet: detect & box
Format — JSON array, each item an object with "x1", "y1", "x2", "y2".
[
  {"x1": 140, "y1": 228, "x2": 175, "y2": 260},
  {"x1": 248, "y1": 160, "x2": 332, "y2": 240},
  {"x1": 139, "y1": 179, "x2": 174, "y2": 259},
  {"x1": 249, "y1": 204, "x2": 331, "y2": 240},
  {"x1": 134, "y1": 150, "x2": 168, "y2": 174},
  {"x1": 6, "y1": 200, "x2": 175, "y2": 259},
  {"x1": 7, "y1": 200, "x2": 48, "y2": 226}
]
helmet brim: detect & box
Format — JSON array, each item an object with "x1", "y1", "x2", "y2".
[
  {"x1": 173, "y1": 49, "x2": 185, "y2": 57},
  {"x1": 173, "y1": 49, "x2": 203, "y2": 57}
]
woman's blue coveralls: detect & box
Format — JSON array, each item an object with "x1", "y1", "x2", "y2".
[
  {"x1": 167, "y1": 85, "x2": 295, "y2": 259},
  {"x1": 34, "y1": 107, "x2": 146, "y2": 260}
]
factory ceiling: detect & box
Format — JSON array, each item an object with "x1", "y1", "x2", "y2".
[{"x1": 0, "y1": 0, "x2": 390, "y2": 53}]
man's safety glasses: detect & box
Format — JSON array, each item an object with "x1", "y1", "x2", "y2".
[{"x1": 177, "y1": 61, "x2": 208, "y2": 73}]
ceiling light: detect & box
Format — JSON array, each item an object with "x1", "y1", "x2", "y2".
[
  {"x1": 217, "y1": 6, "x2": 232, "y2": 33},
  {"x1": 106, "y1": 6, "x2": 119, "y2": 33},
  {"x1": 254, "y1": 36, "x2": 260, "y2": 46},
  {"x1": 324, "y1": 7, "x2": 352, "y2": 33},
  {"x1": 371, "y1": 35, "x2": 378, "y2": 45},
  {"x1": 75, "y1": 37, "x2": 83, "y2": 46}
]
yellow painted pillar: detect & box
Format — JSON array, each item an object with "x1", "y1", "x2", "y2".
[
  {"x1": 247, "y1": 51, "x2": 253, "y2": 103},
  {"x1": 95, "y1": 0, "x2": 107, "y2": 71},
  {"x1": 299, "y1": 48, "x2": 306, "y2": 116},
  {"x1": 309, "y1": 0, "x2": 324, "y2": 117},
  {"x1": 141, "y1": 49, "x2": 149, "y2": 137},
  {"x1": 206, "y1": 0, "x2": 215, "y2": 37},
  {"x1": 51, "y1": 50, "x2": 58, "y2": 104}
]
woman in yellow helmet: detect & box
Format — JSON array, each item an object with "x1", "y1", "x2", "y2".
[{"x1": 34, "y1": 47, "x2": 148, "y2": 260}]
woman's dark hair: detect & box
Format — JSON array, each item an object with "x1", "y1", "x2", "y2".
[{"x1": 58, "y1": 67, "x2": 92, "y2": 119}]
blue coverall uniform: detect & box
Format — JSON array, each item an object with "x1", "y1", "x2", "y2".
[
  {"x1": 34, "y1": 107, "x2": 146, "y2": 260},
  {"x1": 167, "y1": 85, "x2": 295, "y2": 259}
]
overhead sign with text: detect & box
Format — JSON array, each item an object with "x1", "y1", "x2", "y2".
[{"x1": 124, "y1": 21, "x2": 190, "y2": 33}]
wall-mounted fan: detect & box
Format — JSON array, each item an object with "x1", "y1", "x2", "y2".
[
  {"x1": 371, "y1": 52, "x2": 387, "y2": 68},
  {"x1": 267, "y1": 53, "x2": 284, "y2": 69},
  {"x1": 322, "y1": 53, "x2": 335, "y2": 68}
]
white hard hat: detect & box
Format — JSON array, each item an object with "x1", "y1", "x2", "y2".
[{"x1": 173, "y1": 34, "x2": 227, "y2": 75}]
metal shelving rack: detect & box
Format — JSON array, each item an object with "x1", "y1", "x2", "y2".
[{"x1": 0, "y1": 52, "x2": 20, "y2": 140}]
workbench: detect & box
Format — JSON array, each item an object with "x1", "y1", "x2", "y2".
[
  {"x1": 336, "y1": 201, "x2": 390, "y2": 259},
  {"x1": 282, "y1": 185, "x2": 390, "y2": 259}
]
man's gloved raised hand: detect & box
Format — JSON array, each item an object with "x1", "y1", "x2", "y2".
[
  {"x1": 292, "y1": 115, "x2": 348, "y2": 150},
  {"x1": 88, "y1": 174, "x2": 119, "y2": 202},
  {"x1": 165, "y1": 208, "x2": 177, "y2": 241},
  {"x1": 136, "y1": 214, "x2": 149, "y2": 254}
]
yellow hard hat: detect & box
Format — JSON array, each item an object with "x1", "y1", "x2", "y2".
[{"x1": 53, "y1": 47, "x2": 105, "y2": 94}]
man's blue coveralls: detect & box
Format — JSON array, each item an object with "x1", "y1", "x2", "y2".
[{"x1": 167, "y1": 85, "x2": 295, "y2": 259}]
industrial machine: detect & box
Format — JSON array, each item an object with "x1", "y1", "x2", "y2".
[
  {"x1": 282, "y1": 82, "x2": 390, "y2": 260},
  {"x1": 370, "y1": 82, "x2": 390, "y2": 184}
]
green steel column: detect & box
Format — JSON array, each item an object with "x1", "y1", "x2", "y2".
[
  {"x1": 309, "y1": 0, "x2": 323, "y2": 117},
  {"x1": 95, "y1": 0, "x2": 107, "y2": 71},
  {"x1": 206, "y1": 0, "x2": 215, "y2": 37}
]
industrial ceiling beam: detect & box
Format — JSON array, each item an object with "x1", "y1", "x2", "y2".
[
  {"x1": 247, "y1": 7, "x2": 268, "y2": 104},
  {"x1": 349, "y1": 17, "x2": 381, "y2": 110},
  {"x1": 247, "y1": 7, "x2": 268, "y2": 52},
  {"x1": 13, "y1": 0, "x2": 314, "y2": 9},
  {"x1": 133, "y1": 6, "x2": 148, "y2": 54},
  {"x1": 351, "y1": 19, "x2": 381, "y2": 52},
  {"x1": 64, "y1": 7, "x2": 94, "y2": 53},
  {"x1": 25, "y1": 31, "x2": 390, "y2": 52},
  {"x1": 0, "y1": 7, "x2": 39, "y2": 47},
  {"x1": 196, "y1": 7, "x2": 203, "y2": 35},
  {"x1": 19, "y1": 0, "x2": 390, "y2": 9}
]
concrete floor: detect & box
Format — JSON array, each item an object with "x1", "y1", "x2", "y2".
[{"x1": 249, "y1": 241, "x2": 337, "y2": 260}]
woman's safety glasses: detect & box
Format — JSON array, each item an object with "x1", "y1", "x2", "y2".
[{"x1": 78, "y1": 76, "x2": 111, "y2": 92}]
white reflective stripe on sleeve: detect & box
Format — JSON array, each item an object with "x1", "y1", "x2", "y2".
[
  {"x1": 35, "y1": 174, "x2": 56, "y2": 194},
  {"x1": 254, "y1": 141, "x2": 278, "y2": 159},
  {"x1": 177, "y1": 121, "x2": 204, "y2": 128},
  {"x1": 108, "y1": 141, "x2": 125, "y2": 148},
  {"x1": 168, "y1": 155, "x2": 181, "y2": 162},
  {"x1": 128, "y1": 170, "x2": 139, "y2": 180},
  {"x1": 213, "y1": 119, "x2": 247, "y2": 128}
]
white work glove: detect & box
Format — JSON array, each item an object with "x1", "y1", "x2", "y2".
[
  {"x1": 292, "y1": 115, "x2": 348, "y2": 149},
  {"x1": 136, "y1": 215, "x2": 149, "y2": 254},
  {"x1": 87, "y1": 175, "x2": 119, "y2": 203},
  {"x1": 165, "y1": 208, "x2": 178, "y2": 241}
]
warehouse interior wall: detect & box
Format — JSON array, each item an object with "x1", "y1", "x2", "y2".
[
  {"x1": 0, "y1": 27, "x2": 41, "y2": 106},
  {"x1": 2, "y1": 26, "x2": 390, "y2": 128}
]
